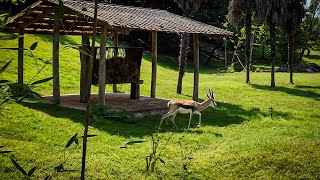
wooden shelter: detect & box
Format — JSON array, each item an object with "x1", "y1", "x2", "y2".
[{"x1": 5, "y1": 0, "x2": 233, "y2": 105}]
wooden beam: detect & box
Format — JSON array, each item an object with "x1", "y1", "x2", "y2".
[
  {"x1": 26, "y1": 24, "x2": 102, "y2": 32},
  {"x1": 19, "y1": 10, "x2": 54, "y2": 28},
  {"x1": 193, "y1": 34, "x2": 199, "y2": 101},
  {"x1": 31, "y1": 19, "x2": 95, "y2": 26},
  {"x1": 28, "y1": 22, "x2": 102, "y2": 29},
  {"x1": 150, "y1": 31, "x2": 157, "y2": 98},
  {"x1": 23, "y1": 29, "x2": 101, "y2": 35},
  {"x1": 98, "y1": 25, "x2": 107, "y2": 105},
  {"x1": 52, "y1": 13, "x2": 60, "y2": 104},
  {"x1": 80, "y1": 35, "x2": 90, "y2": 103},
  {"x1": 18, "y1": 28, "x2": 24, "y2": 84},
  {"x1": 5, "y1": 0, "x2": 42, "y2": 24},
  {"x1": 112, "y1": 33, "x2": 118, "y2": 93},
  {"x1": 31, "y1": 6, "x2": 57, "y2": 11}
]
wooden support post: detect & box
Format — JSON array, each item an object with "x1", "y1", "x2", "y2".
[
  {"x1": 98, "y1": 25, "x2": 107, "y2": 105},
  {"x1": 113, "y1": 33, "x2": 118, "y2": 93},
  {"x1": 52, "y1": 14, "x2": 60, "y2": 104},
  {"x1": 150, "y1": 31, "x2": 157, "y2": 98},
  {"x1": 18, "y1": 28, "x2": 24, "y2": 84},
  {"x1": 130, "y1": 83, "x2": 140, "y2": 99},
  {"x1": 80, "y1": 35, "x2": 90, "y2": 103},
  {"x1": 193, "y1": 34, "x2": 199, "y2": 101}
]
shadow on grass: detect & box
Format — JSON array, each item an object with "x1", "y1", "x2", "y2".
[
  {"x1": 250, "y1": 84, "x2": 320, "y2": 101},
  {"x1": 137, "y1": 100, "x2": 290, "y2": 135},
  {"x1": 21, "y1": 98, "x2": 289, "y2": 138},
  {"x1": 304, "y1": 54, "x2": 320, "y2": 60},
  {"x1": 296, "y1": 85, "x2": 320, "y2": 89},
  {"x1": 189, "y1": 129, "x2": 223, "y2": 137}
]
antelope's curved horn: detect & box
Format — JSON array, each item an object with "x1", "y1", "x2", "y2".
[
  {"x1": 210, "y1": 89, "x2": 214, "y2": 98},
  {"x1": 208, "y1": 89, "x2": 212, "y2": 97},
  {"x1": 206, "y1": 92, "x2": 210, "y2": 99}
]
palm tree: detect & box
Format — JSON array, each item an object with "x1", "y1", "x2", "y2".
[
  {"x1": 280, "y1": 0, "x2": 305, "y2": 84},
  {"x1": 255, "y1": 0, "x2": 281, "y2": 88},
  {"x1": 227, "y1": 0, "x2": 256, "y2": 84},
  {"x1": 174, "y1": 0, "x2": 204, "y2": 94}
]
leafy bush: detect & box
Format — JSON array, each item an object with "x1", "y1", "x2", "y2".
[{"x1": 226, "y1": 63, "x2": 235, "y2": 73}]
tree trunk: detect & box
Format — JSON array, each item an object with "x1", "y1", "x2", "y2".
[
  {"x1": 244, "y1": 12, "x2": 253, "y2": 84},
  {"x1": 288, "y1": 30, "x2": 294, "y2": 84},
  {"x1": 262, "y1": 42, "x2": 265, "y2": 61},
  {"x1": 269, "y1": 21, "x2": 276, "y2": 88},
  {"x1": 293, "y1": 42, "x2": 298, "y2": 64},
  {"x1": 193, "y1": 34, "x2": 199, "y2": 101},
  {"x1": 176, "y1": 33, "x2": 190, "y2": 94},
  {"x1": 299, "y1": 48, "x2": 306, "y2": 61}
]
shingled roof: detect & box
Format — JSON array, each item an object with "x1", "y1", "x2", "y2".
[{"x1": 5, "y1": 0, "x2": 233, "y2": 36}]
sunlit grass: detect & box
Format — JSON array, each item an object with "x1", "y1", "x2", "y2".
[
  {"x1": 0, "y1": 35, "x2": 320, "y2": 179},
  {"x1": 302, "y1": 50, "x2": 320, "y2": 65}
]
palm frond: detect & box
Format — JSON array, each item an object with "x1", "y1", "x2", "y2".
[
  {"x1": 254, "y1": 0, "x2": 306, "y2": 29},
  {"x1": 227, "y1": 0, "x2": 255, "y2": 25}
]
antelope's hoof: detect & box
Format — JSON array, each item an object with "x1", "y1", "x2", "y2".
[{"x1": 197, "y1": 124, "x2": 202, "y2": 128}]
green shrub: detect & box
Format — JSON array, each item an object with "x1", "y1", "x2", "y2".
[{"x1": 226, "y1": 63, "x2": 235, "y2": 73}]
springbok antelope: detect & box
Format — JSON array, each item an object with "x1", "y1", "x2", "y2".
[{"x1": 159, "y1": 89, "x2": 217, "y2": 130}]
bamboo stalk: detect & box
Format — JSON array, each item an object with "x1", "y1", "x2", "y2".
[{"x1": 80, "y1": 0, "x2": 98, "y2": 178}]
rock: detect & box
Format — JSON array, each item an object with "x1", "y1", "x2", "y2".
[
  {"x1": 309, "y1": 63, "x2": 320, "y2": 72},
  {"x1": 276, "y1": 63, "x2": 320, "y2": 73},
  {"x1": 306, "y1": 68, "x2": 313, "y2": 73},
  {"x1": 276, "y1": 65, "x2": 288, "y2": 72},
  {"x1": 295, "y1": 63, "x2": 309, "y2": 72}
]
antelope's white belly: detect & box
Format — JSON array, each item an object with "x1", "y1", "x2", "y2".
[{"x1": 176, "y1": 107, "x2": 193, "y2": 114}]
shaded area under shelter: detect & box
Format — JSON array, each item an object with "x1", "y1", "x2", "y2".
[{"x1": 42, "y1": 93, "x2": 169, "y2": 117}]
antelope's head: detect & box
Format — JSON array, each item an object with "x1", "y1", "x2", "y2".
[{"x1": 206, "y1": 89, "x2": 217, "y2": 108}]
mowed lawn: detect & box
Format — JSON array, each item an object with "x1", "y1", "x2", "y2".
[{"x1": 0, "y1": 34, "x2": 320, "y2": 179}]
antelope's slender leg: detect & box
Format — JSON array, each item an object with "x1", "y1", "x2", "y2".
[
  {"x1": 187, "y1": 112, "x2": 193, "y2": 130},
  {"x1": 159, "y1": 110, "x2": 176, "y2": 129},
  {"x1": 170, "y1": 112, "x2": 179, "y2": 129},
  {"x1": 159, "y1": 113, "x2": 171, "y2": 129},
  {"x1": 193, "y1": 111, "x2": 201, "y2": 127}
]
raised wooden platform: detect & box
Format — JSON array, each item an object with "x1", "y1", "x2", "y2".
[{"x1": 42, "y1": 93, "x2": 169, "y2": 117}]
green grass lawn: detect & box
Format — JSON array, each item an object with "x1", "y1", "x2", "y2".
[
  {"x1": 0, "y1": 34, "x2": 320, "y2": 179},
  {"x1": 303, "y1": 50, "x2": 320, "y2": 65}
]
